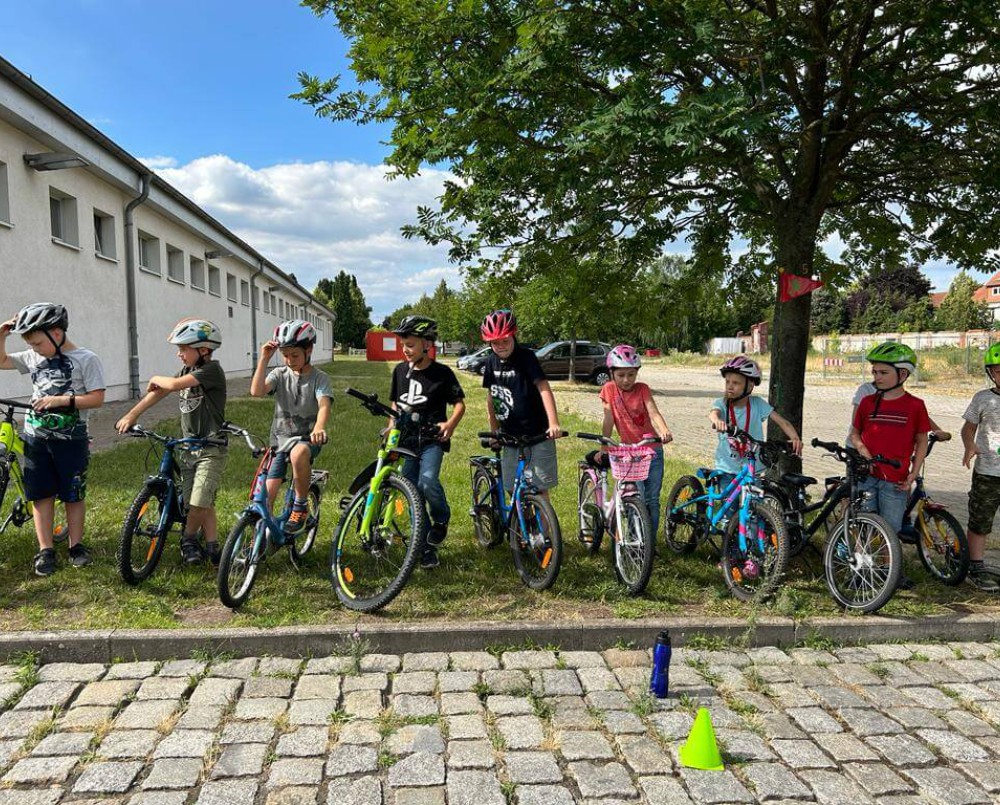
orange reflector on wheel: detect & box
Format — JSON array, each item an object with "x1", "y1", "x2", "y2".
[
  {"x1": 395, "y1": 498, "x2": 405, "y2": 516},
  {"x1": 138, "y1": 502, "x2": 149, "y2": 519},
  {"x1": 53, "y1": 525, "x2": 67, "y2": 538},
  {"x1": 343, "y1": 567, "x2": 354, "y2": 583},
  {"x1": 731, "y1": 568, "x2": 743, "y2": 584},
  {"x1": 146, "y1": 536, "x2": 159, "y2": 561},
  {"x1": 541, "y1": 548, "x2": 552, "y2": 568}
]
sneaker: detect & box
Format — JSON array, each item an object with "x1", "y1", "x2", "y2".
[
  {"x1": 206, "y1": 542, "x2": 222, "y2": 568},
  {"x1": 420, "y1": 546, "x2": 440, "y2": 569},
  {"x1": 180, "y1": 537, "x2": 204, "y2": 564},
  {"x1": 34, "y1": 548, "x2": 56, "y2": 577},
  {"x1": 967, "y1": 569, "x2": 1000, "y2": 593},
  {"x1": 285, "y1": 506, "x2": 309, "y2": 536},
  {"x1": 427, "y1": 523, "x2": 448, "y2": 547},
  {"x1": 68, "y1": 543, "x2": 92, "y2": 568}
]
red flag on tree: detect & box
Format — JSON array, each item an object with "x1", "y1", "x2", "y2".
[{"x1": 779, "y1": 270, "x2": 824, "y2": 302}]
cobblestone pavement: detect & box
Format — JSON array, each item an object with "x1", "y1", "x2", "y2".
[{"x1": 4, "y1": 643, "x2": 1000, "y2": 803}]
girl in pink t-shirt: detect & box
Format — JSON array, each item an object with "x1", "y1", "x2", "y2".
[{"x1": 599, "y1": 345, "x2": 673, "y2": 536}]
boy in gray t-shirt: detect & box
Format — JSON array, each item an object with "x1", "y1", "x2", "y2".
[{"x1": 251, "y1": 320, "x2": 332, "y2": 534}]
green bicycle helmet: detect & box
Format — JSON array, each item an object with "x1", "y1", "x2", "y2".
[
  {"x1": 985, "y1": 342, "x2": 1000, "y2": 368},
  {"x1": 865, "y1": 341, "x2": 917, "y2": 375}
]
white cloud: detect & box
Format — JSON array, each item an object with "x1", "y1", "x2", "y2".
[
  {"x1": 140, "y1": 155, "x2": 179, "y2": 170},
  {"x1": 152, "y1": 154, "x2": 458, "y2": 319}
]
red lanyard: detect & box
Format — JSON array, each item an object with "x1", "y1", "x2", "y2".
[{"x1": 727, "y1": 401, "x2": 751, "y2": 457}]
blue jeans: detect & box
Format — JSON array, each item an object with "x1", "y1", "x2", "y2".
[
  {"x1": 402, "y1": 443, "x2": 450, "y2": 536},
  {"x1": 636, "y1": 447, "x2": 664, "y2": 536},
  {"x1": 857, "y1": 476, "x2": 907, "y2": 533}
]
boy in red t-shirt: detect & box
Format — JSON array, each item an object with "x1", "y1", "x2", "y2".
[
  {"x1": 849, "y1": 343, "x2": 929, "y2": 587},
  {"x1": 599, "y1": 345, "x2": 673, "y2": 536}
]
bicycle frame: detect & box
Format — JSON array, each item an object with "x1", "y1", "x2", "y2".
[{"x1": 474, "y1": 445, "x2": 540, "y2": 542}]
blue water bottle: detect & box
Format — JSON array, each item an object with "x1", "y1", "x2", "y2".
[{"x1": 649, "y1": 630, "x2": 672, "y2": 698}]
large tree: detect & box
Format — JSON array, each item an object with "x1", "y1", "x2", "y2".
[
  {"x1": 936, "y1": 271, "x2": 993, "y2": 332},
  {"x1": 315, "y1": 271, "x2": 372, "y2": 348},
  {"x1": 297, "y1": 1, "x2": 1000, "y2": 449}
]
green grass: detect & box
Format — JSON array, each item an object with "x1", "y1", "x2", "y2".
[{"x1": 0, "y1": 355, "x2": 990, "y2": 631}]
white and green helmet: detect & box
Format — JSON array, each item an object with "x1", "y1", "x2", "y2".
[
  {"x1": 865, "y1": 341, "x2": 916, "y2": 374},
  {"x1": 168, "y1": 319, "x2": 222, "y2": 349}
]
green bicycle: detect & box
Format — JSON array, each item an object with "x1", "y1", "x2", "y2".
[
  {"x1": 0, "y1": 397, "x2": 68, "y2": 544},
  {"x1": 330, "y1": 388, "x2": 431, "y2": 612}
]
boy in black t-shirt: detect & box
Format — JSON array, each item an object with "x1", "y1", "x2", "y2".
[
  {"x1": 389, "y1": 315, "x2": 466, "y2": 569},
  {"x1": 480, "y1": 309, "x2": 562, "y2": 496}
]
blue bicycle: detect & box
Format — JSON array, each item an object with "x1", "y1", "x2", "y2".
[
  {"x1": 663, "y1": 425, "x2": 789, "y2": 602},
  {"x1": 469, "y1": 430, "x2": 567, "y2": 591},
  {"x1": 117, "y1": 423, "x2": 239, "y2": 585},
  {"x1": 218, "y1": 428, "x2": 328, "y2": 609}
]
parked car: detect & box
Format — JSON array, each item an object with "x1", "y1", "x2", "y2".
[
  {"x1": 457, "y1": 346, "x2": 492, "y2": 375},
  {"x1": 534, "y1": 341, "x2": 612, "y2": 385}
]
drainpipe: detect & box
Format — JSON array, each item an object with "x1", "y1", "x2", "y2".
[
  {"x1": 123, "y1": 173, "x2": 151, "y2": 399},
  {"x1": 250, "y1": 258, "x2": 265, "y2": 364}
]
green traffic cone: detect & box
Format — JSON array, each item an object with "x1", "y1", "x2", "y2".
[{"x1": 678, "y1": 707, "x2": 724, "y2": 771}]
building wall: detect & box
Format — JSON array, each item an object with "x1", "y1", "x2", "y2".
[{"x1": 0, "y1": 78, "x2": 334, "y2": 403}]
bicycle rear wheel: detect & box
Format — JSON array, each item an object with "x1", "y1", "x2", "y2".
[
  {"x1": 218, "y1": 512, "x2": 266, "y2": 609},
  {"x1": 0, "y1": 459, "x2": 10, "y2": 530},
  {"x1": 331, "y1": 473, "x2": 425, "y2": 612},
  {"x1": 290, "y1": 485, "x2": 323, "y2": 562},
  {"x1": 471, "y1": 467, "x2": 503, "y2": 548},
  {"x1": 824, "y1": 512, "x2": 902, "y2": 613},
  {"x1": 613, "y1": 497, "x2": 655, "y2": 596},
  {"x1": 577, "y1": 471, "x2": 605, "y2": 554},
  {"x1": 117, "y1": 485, "x2": 170, "y2": 586},
  {"x1": 663, "y1": 475, "x2": 705, "y2": 554},
  {"x1": 916, "y1": 507, "x2": 969, "y2": 586},
  {"x1": 721, "y1": 499, "x2": 789, "y2": 602},
  {"x1": 510, "y1": 492, "x2": 562, "y2": 591}
]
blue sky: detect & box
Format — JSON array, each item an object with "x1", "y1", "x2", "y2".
[{"x1": 1, "y1": 1, "x2": 967, "y2": 319}]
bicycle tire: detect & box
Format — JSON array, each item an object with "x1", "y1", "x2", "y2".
[
  {"x1": 510, "y1": 492, "x2": 562, "y2": 591},
  {"x1": 916, "y1": 507, "x2": 969, "y2": 586},
  {"x1": 577, "y1": 470, "x2": 605, "y2": 554},
  {"x1": 824, "y1": 512, "x2": 902, "y2": 613},
  {"x1": 0, "y1": 458, "x2": 10, "y2": 529},
  {"x1": 613, "y1": 496, "x2": 655, "y2": 596},
  {"x1": 52, "y1": 500, "x2": 69, "y2": 543},
  {"x1": 117, "y1": 485, "x2": 170, "y2": 586},
  {"x1": 471, "y1": 467, "x2": 503, "y2": 548},
  {"x1": 290, "y1": 485, "x2": 323, "y2": 562},
  {"x1": 331, "y1": 472, "x2": 426, "y2": 612},
  {"x1": 218, "y1": 511, "x2": 265, "y2": 609},
  {"x1": 721, "y1": 499, "x2": 789, "y2": 602},
  {"x1": 663, "y1": 475, "x2": 705, "y2": 554}
]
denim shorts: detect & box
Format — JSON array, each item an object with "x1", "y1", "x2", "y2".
[
  {"x1": 501, "y1": 439, "x2": 558, "y2": 492},
  {"x1": 22, "y1": 435, "x2": 89, "y2": 503},
  {"x1": 266, "y1": 443, "x2": 322, "y2": 480}
]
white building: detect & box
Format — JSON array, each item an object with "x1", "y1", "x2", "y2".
[{"x1": 0, "y1": 56, "x2": 335, "y2": 402}]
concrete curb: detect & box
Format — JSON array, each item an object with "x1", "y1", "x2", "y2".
[{"x1": 2, "y1": 613, "x2": 998, "y2": 662}]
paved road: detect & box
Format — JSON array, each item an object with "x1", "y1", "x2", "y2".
[{"x1": 3, "y1": 644, "x2": 1000, "y2": 803}]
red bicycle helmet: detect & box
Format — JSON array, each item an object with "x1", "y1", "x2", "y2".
[{"x1": 480, "y1": 309, "x2": 517, "y2": 341}]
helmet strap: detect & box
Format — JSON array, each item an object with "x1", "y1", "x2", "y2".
[{"x1": 43, "y1": 329, "x2": 66, "y2": 357}]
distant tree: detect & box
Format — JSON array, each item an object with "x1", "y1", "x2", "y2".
[
  {"x1": 846, "y1": 263, "x2": 932, "y2": 333},
  {"x1": 315, "y1": 272, "x2": 371, "y2": 347},
  {"x1": 936, "y1": 272, "x2": 993, "y2": 332},
  {"x1": 810, "y1": 289, "x2": 848, "y2": 335}
]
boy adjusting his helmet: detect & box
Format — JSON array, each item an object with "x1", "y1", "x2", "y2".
[
  {"x1": 1, "y1": 302, "x2": 106, "y2": 576},
  {"x1": 251, "y1": 319, "x2": 332, "y2": 535},
  {"x1": 116, "y1": 318, "x2": 227, "y2": 565},
  {"x1": 389, "y1": 315, "x2": 465, "y2": 569}
]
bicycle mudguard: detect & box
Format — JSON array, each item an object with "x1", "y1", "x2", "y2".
[
  {"x1": 470, "y1": 455, "x2": 501, "y2": 470},
  {"x1": 348, "y1": 461, "x2": 378, "y2": 496}
]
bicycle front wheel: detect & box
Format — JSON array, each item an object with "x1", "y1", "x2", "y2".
[
  {"x1": 0, "y1": 459, "x2": 11, "y2": 530},
  {"x1": 663, "y1": 475, "x2": 705, "y2": 554},
  {"x1": 117, "y1": 486, "x2": 170, "y2": 586},
  {"x1": 577, "y1": 471, "x2": 604, "y2": 554},
  {"x1": 916, "y1": 507, "x2": 969, "y2": 586},
  {"x1": 510, "y1": 493, "x2": 562, "y2": 591},
  {"x1": 824, "y1": 512, "x2": 902, "y2": 613},
  {"x1": 471, "y1": 467, "x2": 503, "y2": 548},
  {"x1": 218, "y1": 512, "x2": 266, "y2": 609},
  {"x1": 290, "y1": 485, "x2": 323, "y2": 562},
  {"x1": 613, "y1": 497, "x2": 655, "y2": 596},
  {"x1": 721, "y1": 499, "x2": 789, "y2": 602},
  {"x1": 331, "y1": 473, "x2": 426, "y2": 612}
]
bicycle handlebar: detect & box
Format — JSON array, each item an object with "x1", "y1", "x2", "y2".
[
  {"x1": 810, "y1": 437, "x2": 901, "y2": 469},
  {"x1": 576, "y1": 432, "x2": 662, "y2": 448},
  {"x1": 478, "y1": 430, "x2": 568, "y2": 449},
  {"x1": 0, "y1": 397, "x2": 33, "y2": 411},
  {"x1": 347, "y1": 387, "x2": 401, "y2": 420}
]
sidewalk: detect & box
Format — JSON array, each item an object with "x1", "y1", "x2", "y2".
[{"x1": 2, "y1": 642, "x2": 1000, "y2": 803}]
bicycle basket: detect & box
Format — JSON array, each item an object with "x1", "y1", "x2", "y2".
[{"x1": 607, "y1": 445, "x2": 653, "y2": 482}]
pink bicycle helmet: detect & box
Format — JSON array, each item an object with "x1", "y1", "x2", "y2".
[
  {"x1": 480, "y1": 309, "x2": 517, "y2": 341},
  {"x1": 607, "y1": 344, "x2": 641, "y2": 369},
  {"x1": 720, "y1": 355, "x2": 762, "y2": 384}
]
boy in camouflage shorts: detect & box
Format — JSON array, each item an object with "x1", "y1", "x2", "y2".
[{"x1": 960, "y1": 343, "x2": 1000, "y2": 593}]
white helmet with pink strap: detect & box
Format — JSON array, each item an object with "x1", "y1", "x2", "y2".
[{"x1": 607, "y1": 344, "x2": 642, "y2": 369}]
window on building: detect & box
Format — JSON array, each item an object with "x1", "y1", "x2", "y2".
[
  {"x1": 241, "y1": 280, "x2": 250, "y2": 306},
  {"x1": 93, "y1": 209, "x2": 116, "y2": 259},
  {"x1": 0, "y1": 161, "x2": 10, "y2": 224},
  {"x1": 253, "y1": 286, "x2": 259, "y2": 310},
  {"x1": 280, "y1": 299, "x2": 285, "y2": 318},
  {"x1": 49, "y1": 188, "x2": 79, "y2": 246},
  {"x1": 992, "y1": 287, "x2": 1000, "y2": 297},
  {"x1": 263, "y1": 292, "x2": 270, "y2": 314},
  {"x1": 190, "y1": 256, "x2": 205, "y2": 290},
  {"x1": 208, "y1": 265, "x2": 221, "y2": 296},
  {"x1": 166, "y1": 245, "x2": 184, "y2": 284},
  {"x1": 138, "y1": 230, "x2": 160, "y2": 274},
  {"x1": 227, "y1": 273, "x2": 238, "y2": 302}
]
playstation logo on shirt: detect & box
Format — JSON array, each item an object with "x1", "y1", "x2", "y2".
[{"x1": 399, "y1": 378, "x2": 428, "y2": 407}]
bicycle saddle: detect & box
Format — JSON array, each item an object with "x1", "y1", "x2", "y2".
[{"x1": 781, "y1": 473, "x2": 817, "y2": 488}]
